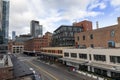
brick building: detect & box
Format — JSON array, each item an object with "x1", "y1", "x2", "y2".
[
  {"x1": 52, "y1": 20, "x2": 92, "y2": 47},
  {"x1": 75, "y1": 17, "x2": 120, "y2": 48},
  {"x1": 73, "y1": 20, "x2": 92, "y2": 31},
  {"x1": 24, "y1": 32, "x2": 52, "y2": 55}
]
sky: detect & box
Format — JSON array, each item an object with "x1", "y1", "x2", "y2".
[{"x1": 9, "y1": 0, "x2": 120, "y2": 37}]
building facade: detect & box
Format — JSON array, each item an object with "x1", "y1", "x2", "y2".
[
  {"x1": 75, "y1": 17, "x2": 120, "y2": 48},
  {"x1": 0, "y1": 0, "x2": 9, "y2": 54},
  {"x1": 0, "y1": 0, "x2": 2, "y2": 31},
  {"x1": 73, "y1": 20, "x2": 92, "y2": 31},
  {"x1": 12, "y1": 31, "x2": 16, "y2": 41},
  {"x1": 24, "y1": 32, "x2": 52, "y2": 55},
  {"x1": 39, "y1": 47, "x2": 68, "y2": 61},
  {"x1": 30, "y1": 20, "x2": 43, "y2": 38},
  {"x1": 15, "y1": 34, "x2": 32, "y2": 43},
  {"x1": 52, "y1": 25, "x2": 84, "y2": 47},
  {"x1": 0, "y1": 0, "x2": 3, "y2": 44},
  {"x1": 61, "y1": 48, "x2": 120, "y2": 79},
  {"x1": 1, "y1": 0, "x2": 9, "y2": 44},
  {"x1": 12, "y1": 45, "x2": 24, "y2": 54}
]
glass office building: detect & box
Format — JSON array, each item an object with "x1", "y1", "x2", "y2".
[
  {"x1": 0, "y1": 0, "x2": 9, "y2": 54},
  {"x1": 2, "y1": 0, "x2": 9, "y2": 44},
  {"x1": 30, "y1": 20, "x2": 43, "y2": 38}
]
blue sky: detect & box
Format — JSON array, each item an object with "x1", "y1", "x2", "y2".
[{"x1": 9, "y1": 0, "x2": 120, "y2": 37}]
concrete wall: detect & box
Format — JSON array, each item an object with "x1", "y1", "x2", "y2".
[{"x1": 63, "y1": 48, "x2": 120, "y2": 66}]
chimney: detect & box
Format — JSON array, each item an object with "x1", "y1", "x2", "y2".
[
  {"x1": 118, "y1": 17, "x2": 120, "y2": 25},
  {"x1": 96, "y1": 21, "x2": 99, "y2": 29}
]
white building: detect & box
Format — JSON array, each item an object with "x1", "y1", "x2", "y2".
[
  {"x1": 61, "y1": 48, "x2": 120, "y2": 79},
  {"x1": 12, "y1": 45, "x2": 24, "y2": 54}
]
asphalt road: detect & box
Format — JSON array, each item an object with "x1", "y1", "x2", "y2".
[{"x1": 15, "y1": 53, "x2": 96, "y2": 80}]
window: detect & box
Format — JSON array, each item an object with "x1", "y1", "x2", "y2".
[
  {"x1": 79, "y1": 53, "x2": 87, "y2": 59},
  {"x1": 110, "y1": 56, "x2": 116, "y2": 63},
  {"x1": 58, "y1": 50, "x2": 62, "y2": 54},
  {"x1": 110, "y1": 56, "x2": 120, "y2": 63},
  {"x1": 64, "y1": 52, "x2": 69, "y2": 57},
  {"x1": 94, "y1": 55, "x2": 106, "y2": 61},
  {"x1": 90, "y1": 34, "x2": 93, "y2": 39},
  {"x1": 111, "y1": 72, "x2": 120, "y2": 78},
  {"x1": 71, "y1": 53, "x2": 77, "y2": 58},
  {"x1": 83, "y1": 35, "x2": 85, "y2": 40},
  {"x1": 108, "y1": 41, "x2": 115, "y2": 48},
  {"x1": 110, "y1": 30, "x2": 115, "y2": 37},
  {"x1": 77, "y1": 36, "x2": 79, "y2": 41},
  {"x1": 90, "y1": 44, "x2": 94, "y2": 48}
]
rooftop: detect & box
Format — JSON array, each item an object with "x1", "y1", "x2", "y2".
[{"x1": 0, "y1": 54, "x2": 13, "y2": 68}]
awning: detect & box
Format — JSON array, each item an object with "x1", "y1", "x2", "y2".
[
  {"x1": 59, "y1": 58, "x2": 88, "y2": 65},
  {"x1": 87, "y1": 62, "x2": 120, "y2": 73}
]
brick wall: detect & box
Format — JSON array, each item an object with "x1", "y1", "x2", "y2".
[
  {"x1": 73, "y1": 20, "x2": 93, "y2": 31},
  {"x1": 75, "y1": 19, "x2": 120, "y2": 48},
  {"x1": 0, "y1": 67, "x2": 13, "y2": 80}
]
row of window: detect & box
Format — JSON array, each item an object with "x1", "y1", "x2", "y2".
[
  {"x1": 41, "y1": 50, "x2": 62, "y2": 54},
  {"x1": 64, "y1": 52, "x2": 120, "y2": 63},
  {"x1": 77, "y1": 34, "x2": 93, "y2": 41},
  {"x1": 64, "y1": 53, "x2": 87, "y2": 59},
  {"x1": 77, "y1": 30, "x2": 115, "y2": 41}
]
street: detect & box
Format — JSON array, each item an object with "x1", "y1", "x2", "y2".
[{"x1": 13, "y1": 53, "x2": 96, "y2": 80}]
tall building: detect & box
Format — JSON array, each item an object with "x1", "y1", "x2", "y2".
[
  {"x1": 0, "y1": 0, "x2": 3, "y2": 44},
  {"x1": 2, "y1": 0, "x2": 9, "y2": 44},
  {"x1": 30, "y1": 20, "x2": 43, "y2": 38},
  {"x1": 0, "y1": 1, "x2": 13, "y2": 80},
  {"x1": 12, "y1": 31, "x2": 16, "y2": 40},
  {"x1": 0, "y1": 0, "x2": 2, "y2": 31},
  {"x1": 0, "y1": 0, "x2": 9, "y2": 54}
]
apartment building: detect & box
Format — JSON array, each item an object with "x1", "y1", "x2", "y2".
[{"x1": 52, "y1": 25, "x2": 84, "y2": 47}]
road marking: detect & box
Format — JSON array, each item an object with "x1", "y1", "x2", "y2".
[{"x1": 27, "y1": 61, "x2": 59, "y2": 80}]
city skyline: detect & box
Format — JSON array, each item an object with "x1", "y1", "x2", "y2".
[{"x1": 9, "y1": 0, "x2": 120, "y2": 37}]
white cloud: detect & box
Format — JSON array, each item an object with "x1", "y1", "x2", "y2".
[
  {"x1": 9, "y1": 0, "x2": 104, "y2": 37},
  {"x1": 88, "y1": 0, "x2": 107, "y2": 10},
  {"x1": 99, "y1": 3, "x2": 106, "y2": 9},
  {"x1": 111, "y1": 0, "x2": 120, "y2": 7}
]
